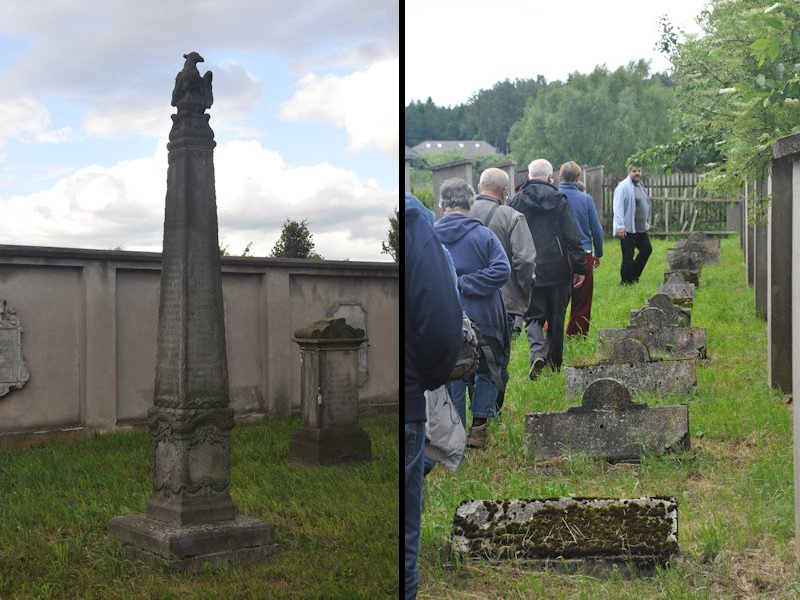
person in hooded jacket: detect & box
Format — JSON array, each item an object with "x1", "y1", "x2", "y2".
[
  {"x1": 509, "y1": 159, "x2": 587, "y2": 377},
  {"x1": 434, "y1": 178, "x2": 510, "y2": 450}
]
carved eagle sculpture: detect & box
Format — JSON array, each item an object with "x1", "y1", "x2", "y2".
[{"x1": 171, "y1": 51, "x2": 213, "y2": 113}]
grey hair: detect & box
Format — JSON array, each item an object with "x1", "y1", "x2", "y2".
[
  {"x1": 528, "y1": 159, "x2": 553, "y2": 180},
  {"x1": 439, "y1": 178, "x2": 475, "y2": 211}
]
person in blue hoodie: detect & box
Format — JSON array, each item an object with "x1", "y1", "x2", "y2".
[
  {"x1": 405, "y1": 192, "x2": 462, "y2": 600},
  {"x1": 434, "y1": 178, "x2": 510, "y2": 450},
  {"x1": 613, "y1": 163, "x2": 652, "y2": 284}
]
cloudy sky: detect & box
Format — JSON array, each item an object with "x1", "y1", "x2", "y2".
[
  {"x1": 405, "y1": 0, "x2": 709, "y2": 108},
  {"x1": 0, "y1": 1, "x2": 398, "y2": 261}
]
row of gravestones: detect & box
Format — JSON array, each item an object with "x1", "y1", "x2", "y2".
[{"x1": 449, "y1": 232, "x2": 720, "y2": 574}]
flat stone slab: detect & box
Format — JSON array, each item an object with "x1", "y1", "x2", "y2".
[
  {"x1": 630, "y1": 293, "x2": 691, "y2": 326},
  {"x1": 526, "y1": 378, "x2": 689, "y2": 462},
  {"x1": 664, "y1": 269, "x2": 700, "y2": 287},
  {"x1": 674, "y1": 235, "x2": 720, "y2": 263},
  {"x1": 108, "y1": 514, "x2": 277, "y2": 572},
  {"x1": 598, "y1": 308, "x2": 707, "y2": 359},
  {"x1": 666, "y1": 250, "x2": 705, "y2": 271},
  {"x1": 568, "y1": 338, "x2": 696, "y2": 397},
  {"x1": 658, "y1": 273, "x2": 695, "y2": 307},
  {"x1": 451, "y1": 496, "x2": 679, "y2": 570}
]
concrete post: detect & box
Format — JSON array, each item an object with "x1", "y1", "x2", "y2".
[
  {"x1": 432, "y1": 159, "x2": 473, "y2": 220},
  {"x1": 768, "y1": 145, "x2": 794, "y2": 393}
]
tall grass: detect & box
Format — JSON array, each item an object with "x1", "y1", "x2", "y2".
[
  {"x1": 419, "y1": 236, "x2": 800, "y2": 598},
  {"x1": 0, "y1": 414, "x2": 398, "y2": 599}
]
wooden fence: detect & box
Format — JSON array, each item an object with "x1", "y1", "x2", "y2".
[{"x1": 601, "y1": 171, "x2": 739, "y2": 236}]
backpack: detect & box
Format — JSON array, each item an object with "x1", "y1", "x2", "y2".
[{"x1": 449, "y1": 313, "x2": 480, "y2": 381}]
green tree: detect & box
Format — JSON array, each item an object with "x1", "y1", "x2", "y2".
[
  {"x1": 643, "y1": 1, "x2": 800, "y2": 196},
  {"x1": 270, "y1": 219, "x2": 323, "y2": 259},
  {"x1": 381, "y1": 207, "x2": 398, "y2": 262},
  {"x1": 404, "y1": 99, "x2": 471, "y2": 146},
  {"x1": 508, "y1": 62, "x2": 676, "y2": 175}
]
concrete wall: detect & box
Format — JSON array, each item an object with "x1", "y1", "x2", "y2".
[{"x1": 0, "y1": 246, "x2": 398, "y2": 446}]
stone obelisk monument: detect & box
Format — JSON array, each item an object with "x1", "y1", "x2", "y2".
[{"x1": 109, "y1": 52, "x2": 276, "y2": 569}]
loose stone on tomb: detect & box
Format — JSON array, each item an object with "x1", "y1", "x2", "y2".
[{"x1": 525, "y1": 377, "x2": 690, "y2": 462}]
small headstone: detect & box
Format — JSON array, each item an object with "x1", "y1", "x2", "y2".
[
  {"x1": 674, "y1": 233, "x2": 720, "y2": 263},
  {"x1": 289, "y1": 317, "x2": 371, "y2": 465},
  {"x1": 664, "y1": 268, "x2": 700, "y2": 287},
  {"x1": 658, "y1": 273, "x2": 695, "y2": 307},
  {"x1": 0, "y1": 297, "x2": 30, "y2": 397},
  {"x1": 631, "y1": 293, "x2": 691, "y2": 327},
  {"x1": 666, "y1": 250, "x2": 704, "y2": 271},
  {"x1": 598, "y1": 308, "x2": 707, "y2": 359},
  {"x1": 450, "y1": 496, "x2": 680, "y2": 572},
  {"x1": 565, "y1": 338, "x2": 696, "y2": 397},
  {"x1": 526, "y1": 378, "x2": 690, "y2": 462}
]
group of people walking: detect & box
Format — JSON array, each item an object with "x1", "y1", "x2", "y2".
[{"x1": 405, "y1": 159, "x2": 653, "y2": 599}]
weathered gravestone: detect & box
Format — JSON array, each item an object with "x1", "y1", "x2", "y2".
[
  {"x1": 666, "y1": 250, "x2": 705, "y2": 272},
  {"x1": 525, "y1": 378, "x2": 689, "y2": 463},
  {"x1": 598, "y1": 307, "x2": 707, "y2": 360},
  {"x1": 657, "y1": 273, "x2": 695, "y2": 307},
  {"x1": 108, "y1": 52, "x2": 277, "y2": 570},
  {"x1": 565, "y1": 338, "x2": 697, "y2": 397},
  {"x1": 0, "y1": 297, "x2": 30, "y2": 397},
  {"x1": 674, "y1": 232, "x2": 720, "y2": 262},
  {"x1": 289, "y1": 317, "x2": 372, "y2": 465},
  {"x1": 664, "y1": 267, "x2": 701, "y2": 287},
  {"x1": 630, "y1": 293, "x2": 691, "y2": 327},
  {"x1": 0, "y1": 298, "x2": 31, "y2": 397},
  {"x1": 450, "y1": 496, "x2": 680, "y2": 572}
]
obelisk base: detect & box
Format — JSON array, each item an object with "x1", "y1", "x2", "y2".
[
  {"x1": 289, "y1": 425, "x2": 372, "y2": 466},
  {"x1": 109, "y1": 514, "x2": 277, "y2": 572}
]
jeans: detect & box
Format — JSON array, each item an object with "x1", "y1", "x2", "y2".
[
  {"x1": 404, "y1": 421, "x2": 425, "y2": 600},
  {"x1": 446, "y1": 335, "x2": 502, "y2": 425}
]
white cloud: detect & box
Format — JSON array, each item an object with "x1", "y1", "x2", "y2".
[
  {"x1": 279, "y1": 58, "x2": 399, "y2": 156},
  {"x1": 0, "y1": 96, "x2": 74, "y2": 146},
  {"x1": 0, "y1": 140, "x2": 397, "y2": 261}
]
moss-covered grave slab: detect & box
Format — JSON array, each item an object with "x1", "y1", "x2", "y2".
[
  {"x1": 451, "y1": 496, "x2": 679, "y2": 571},
  {"x1": 566, "y1": 338, "x2": 696, "y2": 397},
  {"x1": 525, "y1": 378, "x2": 689, "y2": 462},
  {"x1": 664, "y1": 268, "x2": 700, "y2": 287},
  {"x1": 598, "y1": 307, "x2": 707, "y2": 359},
  {"x1": 657, "y1": 273, "x2": 695, "y2": 307},
  {"x1": 673, "y1": 233, "x2": 720, "y2": 263}
]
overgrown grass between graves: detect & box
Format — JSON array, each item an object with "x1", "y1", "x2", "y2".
[
  {"x1": 419, "y1": 235, "x2": 800, "y2": 598},
  {"x1": 0, "y1": 414, "x2": 398, "y2": 599}
]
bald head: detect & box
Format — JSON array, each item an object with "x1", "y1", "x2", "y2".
[{"x1": 477, "y1": 167, "x2": 510, "y2": 202}]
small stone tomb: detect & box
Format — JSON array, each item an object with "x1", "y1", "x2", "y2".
[
  {"x1": 451, "y1": 495, "x2": 679, "y2": 571},
  {"x1": 674, "y1": 233, "x2": 720, "y2": 263},
  {"x1": 666, "y1": 249, "x2": 705, "y2": 272},
  {"x1": 630, "y1": 293, "x2": 691, "y2": 327},
  {"x1": 598, "y1": 307, "x2": 707, "y2": 359},
  {"x1": 658, "y1": 273, "x2": 695, "y2": 307},
  {"x1": 664, "y1": 267, "x2": 700, "y2": 287},
  {"x1": 525, "y1": 378, "x2": 689, "y2": 462},
  {"x1": 289, "y1": 317, "x2": 372, "y2": 466},
  {"x1": 565, "y1": 338, "x2": 696, "y2": 397}
]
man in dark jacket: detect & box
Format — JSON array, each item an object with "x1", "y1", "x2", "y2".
[
  {"x1": 510, "y1": 159, "x2": 587, "y2": 377},
  {"x1": 405, "y1": 193, "x2": 462, "y2": 600}
]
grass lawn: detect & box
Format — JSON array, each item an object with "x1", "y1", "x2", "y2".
[
  {"x1": 418, "y1": 235, "x2": 800, "y2": 598},
  {"x1": 0, "y1": 414, "x2": 399, "y2": 599}
]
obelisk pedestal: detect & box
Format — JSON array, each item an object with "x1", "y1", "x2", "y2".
[
  {"x1": 289, "y1": 318, "x2": 372, "y2": 465},
  {"x1": 109, "y1": 52, "x2": 276, "y2": 570}
]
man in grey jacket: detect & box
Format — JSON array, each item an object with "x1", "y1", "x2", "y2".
[{"x1": 469, "y1": 167, "x2": 537, "y2": 410}]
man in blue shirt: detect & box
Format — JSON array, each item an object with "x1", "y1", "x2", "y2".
[{"x1": 559, "y1": 161, "x2": 604, "y2": 336}]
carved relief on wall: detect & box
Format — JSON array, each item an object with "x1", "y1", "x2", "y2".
[{"x1": 0, "y1": 297, "x2": 29, "y2": 397}]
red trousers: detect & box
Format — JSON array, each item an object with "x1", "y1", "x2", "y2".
[{"x1": 566, "y1": 252, "x2": 595, "y2": 337}]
